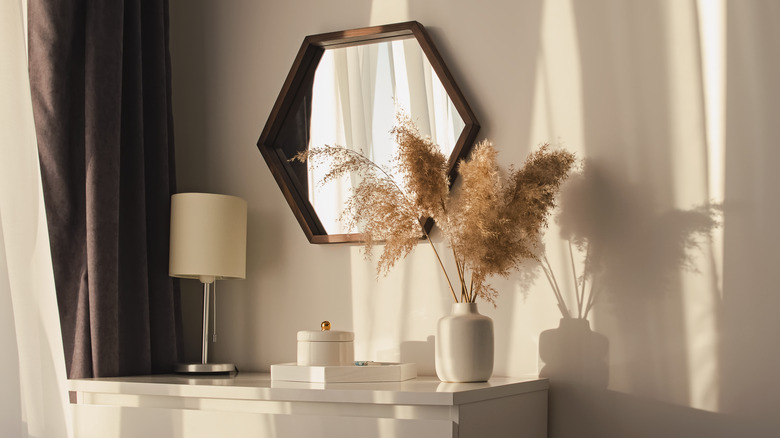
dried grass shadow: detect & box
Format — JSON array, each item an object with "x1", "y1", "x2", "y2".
[
  {"x1": 540, "y1": 161, "x2": 722, "y2": 436},
  {"x1": 555, "y1": 162, "x2": 720, "y2": 316}
]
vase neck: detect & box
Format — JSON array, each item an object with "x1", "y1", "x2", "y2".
[
  {"x1": 559, "y1": 317, "x2": 590, "y2": 330},
  {"x1": 451, "y1": 302, "x2": 479, "y2": 315}
]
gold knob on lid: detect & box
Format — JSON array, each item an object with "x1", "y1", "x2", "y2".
[{"x1": 321, "y1": 321, "x2": 331, "y2": 331}]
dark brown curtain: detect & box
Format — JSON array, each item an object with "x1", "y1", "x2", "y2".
[{"x1": 28, "y1": 0, "x2": 183, "y2": 378}]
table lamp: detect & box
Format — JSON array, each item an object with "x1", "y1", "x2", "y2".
[{"x1": 169, "y1": 192, "x2": 247, "y2": 374}]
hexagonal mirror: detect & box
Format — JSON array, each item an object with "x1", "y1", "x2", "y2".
[{"x1": 258, "y1": 21, "x2": 479, "y2": 243}]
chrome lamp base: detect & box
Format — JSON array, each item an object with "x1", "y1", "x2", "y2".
[
  {"x1": 175, "y1": 362, "x2": 236, "y2": 374},
  {"x1": 174, "y1": 281, "x2": 236, "y2": 375}
]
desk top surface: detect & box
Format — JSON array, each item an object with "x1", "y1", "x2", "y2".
[{"x1": 69, "y1": 372, "x2": 548, "y2": 406}]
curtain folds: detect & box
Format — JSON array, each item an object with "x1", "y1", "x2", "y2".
[{"x1": 28, "y1": 0, "x2": 182, "y2": 378}]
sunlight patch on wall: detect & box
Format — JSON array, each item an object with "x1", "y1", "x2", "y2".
[
  {"x1": 665, "y1": 1, "x2": 708, "y2": 208},
  {"x1": 665, "y1": 0, "x2": 725, "y2": 414},
  {"x1": 349, "y1": 242, "x2": 446, "y2": 375},
  {"x1": 369, "y1": 0, "x2": 409, "y2": 26},
  {"x1": 530, "y1": 0, "x2": 585, "y2": 152},
  {"x1": 509, "y1": 275, "x2": 564, "y2": 375},
  {"x1": 697, "y1": 0, "x2": 726, "y2": 298},
  {"x1": 698, "y1": 0, "x2": 726, "y2": 206}
]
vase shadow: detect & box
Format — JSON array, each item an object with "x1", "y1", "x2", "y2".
[
  {"x1": 400, "y1": 335, "x2": 436, "y2": 376},
  {"x1": 538, "y1": 318, "x2": 609, "y2": 389}
]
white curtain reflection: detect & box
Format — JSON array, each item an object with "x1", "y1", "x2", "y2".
[{"x1": 308, "y1": 39, "x2": 464, "y2": 234}]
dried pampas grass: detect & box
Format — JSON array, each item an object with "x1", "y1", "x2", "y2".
[{"x1": 295, "y1": 113, "x2": 575, "y2": 305}]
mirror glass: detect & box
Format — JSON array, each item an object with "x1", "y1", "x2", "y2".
[
  {"x1": 307, "y1": 39, "x2": 465, "y2": 234},
  {"x1": 258, "y1": 22, "x2": 479, "y2": 244}
]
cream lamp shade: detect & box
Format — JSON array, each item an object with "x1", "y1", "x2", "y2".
[{"x1": 169, "y1": 193, "x2": 247, "y2": 283}]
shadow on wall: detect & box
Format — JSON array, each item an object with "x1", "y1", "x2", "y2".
[
  {"x1": 553, "y1": 162, "x2": 721, "y2": 321},
  {"x1": 401, "y1": 336, "x2": 436, "y2": 376},
  {"x1": 528, "y1": 0, "x2": 780, "y2": 436},
  {"x1": 539, "y1": 318, "x2": 608, "y2": 388},
  {"x1": 719, "y1": 0, "x2": 780, "y2": 423},
  {"x1": 539, "y1": 162, "x2": 723, "y2": 437},
  {"x1": 551, "y1": 385, "x2": 776, "y2": 438}
]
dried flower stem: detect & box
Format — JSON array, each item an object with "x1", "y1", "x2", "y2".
[
  {"x1": 422, "y1": 225, "x2": 459, "y2": 303},
  {"x1": 452, "y1": 248, "x2": 469, "y2": 302}
]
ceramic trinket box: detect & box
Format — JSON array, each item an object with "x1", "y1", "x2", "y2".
[{"x1": 296, "y1": 321, "x2": 354, "y2": 366}]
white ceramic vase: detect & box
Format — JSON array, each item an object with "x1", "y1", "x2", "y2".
[{"x1": 435, "y1": 302, "x2": 494, "y2": 382}]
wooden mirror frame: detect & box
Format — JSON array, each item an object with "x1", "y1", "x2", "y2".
[{"x1": 257, "y1": 21, "x2": 479, "y2": 244}]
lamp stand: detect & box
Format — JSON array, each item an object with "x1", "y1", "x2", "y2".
[{"x1": 175, "y1": 281, "x2": 236, "y2": 374}]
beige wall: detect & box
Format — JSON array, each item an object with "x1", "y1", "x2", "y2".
[{"x1": 170, "y1": 0, "x2": 780, "y2": 436}]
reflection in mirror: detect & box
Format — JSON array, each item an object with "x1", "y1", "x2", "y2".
[
  {"x1": 258, "y1": 21, "x2": 479, "y2": 243},
  {"x1": 308, "y1": 39, "x2": 465, "y2": 234}
]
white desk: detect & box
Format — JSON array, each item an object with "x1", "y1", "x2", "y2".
[{"x1": 68, "y1": 373, "x2": 548, "y2": 437}]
